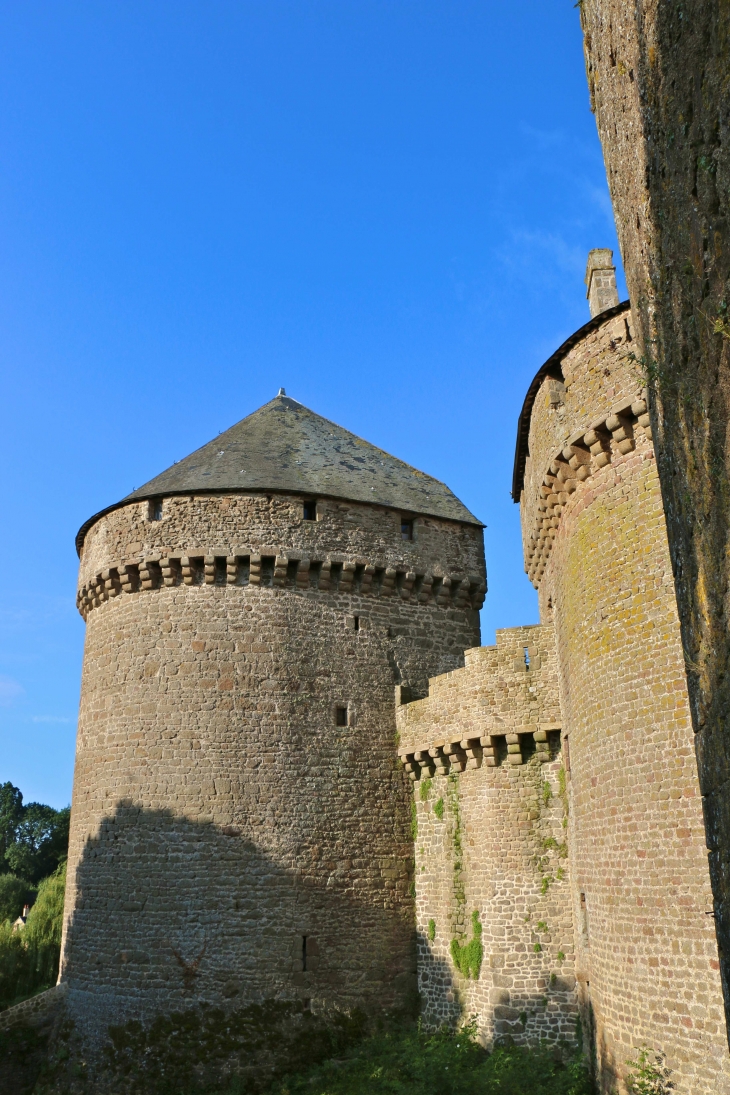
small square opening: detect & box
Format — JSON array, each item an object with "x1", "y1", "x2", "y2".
[
  {"x1": 148, "y1": 499, "x2": 163, "y2": 521},
  {"x1": 401, "y1": 518, "x2": 413, "y2": 541},
  {"x1": 303, "y1": 500, "x2": 317, "y2": 521},
  {"x1": 335, "y1": 706, "x2": 348, "y2": 727}
]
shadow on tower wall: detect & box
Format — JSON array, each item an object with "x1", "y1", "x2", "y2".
[{"x1": 56, "y1": 799, "x2": 423, "y2": 1089}]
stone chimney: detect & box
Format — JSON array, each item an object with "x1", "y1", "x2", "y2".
[{"x1": 585, "y1": 249, "x2": 619, "y2": 317}]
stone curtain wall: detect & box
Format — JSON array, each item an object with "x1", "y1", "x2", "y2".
[
  {"x1": 523, "y1": 313, "x2": 728, "y2": 1091},
  {"x1": 396, "y1": 628, "x2": 578, "y2": 1047},
  {"x1": 62, "y1": 494, "x2": 484, "y2": 1049}
]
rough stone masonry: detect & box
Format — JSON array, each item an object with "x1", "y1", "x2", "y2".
[{"x1": 53, "y1": 257, "x2": 729, "y2": 1092}]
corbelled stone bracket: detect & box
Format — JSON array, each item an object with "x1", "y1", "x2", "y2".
[
  {"x1": 399, "y1": 725, "x2": 561, "y2": 779},
  {"x1": 77, "y1": 551, "x2": 487, "y2": 620},
  {"x1": 526, "y1": 394, "x2": 651, "y2": 588}
]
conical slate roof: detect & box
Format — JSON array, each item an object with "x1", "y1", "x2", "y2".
[{"x1": 77, "y1": 393, "x2": 481, "y2": 551}]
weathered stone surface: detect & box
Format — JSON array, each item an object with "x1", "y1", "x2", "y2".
[
  {"x1": 63, "y1": 428, "x2": 485, "y2": 1066},
  {"x1": 397, "y1": 626, "x2": 575, "y2": 1047},
  {"x1": 399, "y1": 298, "x2": 729, "y2": 1091},
  {"x1": 579, "y1": 0, "x2": 730, "y2": 1035}
]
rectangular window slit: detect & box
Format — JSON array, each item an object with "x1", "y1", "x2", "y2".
[
  {"x1": 303, "y1": 501, "x2": 317, "y2": 521},
  {"x1": 401, "y1": 518, "x2": 413, "y2": 541},
  {"x1": 302, "y1": 935, "x2": 307, "y2": 971},
  {"x1": 335, "y1": 706, "x2": 348, "y2": 727}
]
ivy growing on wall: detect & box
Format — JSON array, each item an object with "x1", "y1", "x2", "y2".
[{"x1": 450, "y1": 910, "x2": 483, "y2": 980}]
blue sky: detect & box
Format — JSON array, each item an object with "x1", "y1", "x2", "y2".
[{"x1": 0, "y1": 1, "x2": 625, "y2": 809}]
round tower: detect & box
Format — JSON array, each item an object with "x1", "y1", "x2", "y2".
[
  {"x1": 513, "y1": 259, "x2": 728, "y2": 1090},
  {"x1": 61, "y1": 393, "x2": 485, "y2": 1053}
]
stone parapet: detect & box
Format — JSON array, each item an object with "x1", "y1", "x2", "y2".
[{"x1": 77, "y1": 549, "x2": 486, "y2": 620}]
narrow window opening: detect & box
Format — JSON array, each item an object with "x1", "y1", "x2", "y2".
[
  {"x1": 148, "y1": 499, "x2": 163, "y2": 522},
  {"x1": 563, "y1": 735, "x2": 571, "y2": 775},
  {"x1": 335, "y1": 706, "x2": 348, "y2": 727},
  {"x1": 303, "y1": 500, "x2": 317, "y2": 521},
  {"x1": 302, "y1": 936, "x2": 307, "y2": 972},
  {"x1": 580, "y1": 893, "x2": 589, "y2": 942},
  {"x1": 353, "y1": 616, "x2": 360, "y2": 632},
  {"x1": 401, "y1": 518, "x2": 414, "y2": 541},
  {"x1": 395, "y1": 570, "x2": 405, "y2": 594},
  {"x1": 524, "y1": 646, "x2": 531, "y2": 670}
]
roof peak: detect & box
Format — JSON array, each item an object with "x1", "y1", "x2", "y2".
[{"x1": 76, "y1": 395, "x2": 481, "y2": 553}]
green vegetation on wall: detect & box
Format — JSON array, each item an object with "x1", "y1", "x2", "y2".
[{"x1": 450, "y1": 910, "x2": 483, "y2": 980}]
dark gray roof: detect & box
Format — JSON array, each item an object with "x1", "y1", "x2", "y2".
[{"x1": 76, "y1": 393, "x2": 481, "y2": 552}]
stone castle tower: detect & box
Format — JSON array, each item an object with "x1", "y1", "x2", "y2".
[
  {"x1": 61, "y1": 394, "x2": 486, "y2": 1041},
  {"x1": 396, "y1": 253, "x2": 730, "y2": 1092},
  {"x1": 38, "y1": 252, "x2": 729, "y2": 1093}
]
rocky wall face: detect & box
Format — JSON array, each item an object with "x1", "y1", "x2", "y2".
[
  {"x1": 63, "y1": 496, "x2": 483, "y2": 1054},
  {"x1": 79, "y1": 492, "x2": 485, "y2": 590},
  {"x1": 579, "y1": 0, "x2": 730, "y2": 1040},
  {"x1": 396, "y1": 626, "x2": 577, "y2": 1048},
  {"x1": 521, "y1": 321, "x2": 728, "y2": 1091}
]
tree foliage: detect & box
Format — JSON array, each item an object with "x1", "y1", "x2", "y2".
[
  {"x1": 0, "y1": 875, "x2": 36, "y2": 924},
  {"x1": 0, "y1": 862, "x2": 66, "y2": 1009},
  {"x1": 0, "y1": 782, "x2": 69, "y2": 884}
]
